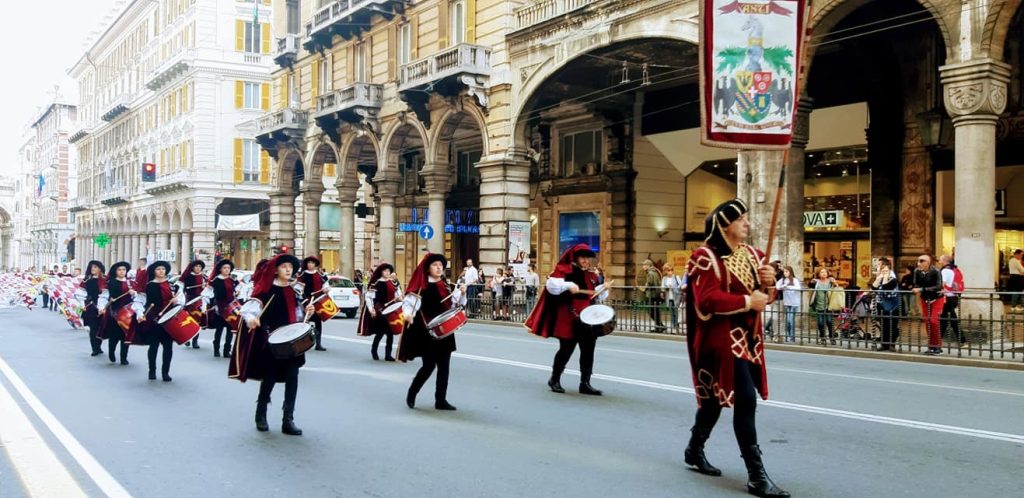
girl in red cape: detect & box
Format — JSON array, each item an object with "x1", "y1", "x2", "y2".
[
  {"x1": 81, "y1": 260, "x2": 107, "y2": 357},
  {"x1": 357, "y1": 262, "x2": 402, "y2": 361},
  {"x1": 524, "y1": 244, "x2": 609, "y2": 395},
  {"x1": 683, "y1": 199, "x2": 788, "y2": 498},
  {"x1": 397, "y1": 253, "x2": 466, "y2": 410},
  {"x1": 180, "y1": 259, "x2": 207, "y2": 349}
]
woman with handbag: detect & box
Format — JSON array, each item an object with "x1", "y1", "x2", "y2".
[
  {"x1": 871, "y1": 258, "x2": 901, "y2": 351},
  {"x1": 811, "y1": 268, "x2": 838, "y2": 345}
]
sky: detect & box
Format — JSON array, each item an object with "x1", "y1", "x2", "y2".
[{"x1": 1, "y1": 0, "x2": 120, "y2": 175}]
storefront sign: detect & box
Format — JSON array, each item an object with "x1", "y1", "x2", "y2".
[
  {"x1": 399, "y1": 223, "x2": 480, "y2": 234},
  {"x1": 700, "y1": 0, "x2": 809, "y2": 149},
  {"x1": 803, "y1": 210, "x2": 844, "y2": 228},
  {"x1": 400, "y1": 208, "x2": 479, "y2": 234}
]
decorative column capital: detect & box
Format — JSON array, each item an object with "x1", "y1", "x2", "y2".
[
  {"x1": 373, "y1": 171, "x2": 401, "y2": 199},
  {"x1": 300, "y1": 185, "x2": 324, "y2": 205},
  {"x1": 421, "y1": 164, "x2": 451, "y2": 195},
  {"x1": 335, "y1": 182, "x2": 360, "y2": 204},
  {"x1": 939, "y1": 58, "x2": 1011, "y2": 122},
  {"x1": 791, "y1": 97, "x2": 814, "y2": 149}
]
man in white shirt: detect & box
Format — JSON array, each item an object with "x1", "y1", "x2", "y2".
[
  {"x1": 1008, "y1": 249, "x2": 1024, "y2": 310},
  {"x1": 464, "y1": 259, "x2": 480, "y2": 317},
  {"x1": 939, "y1": 255, "x2": 964, "y2": 344},
  {"x1": 524, "y1": 263, "x2": 541, "y2": 313}
]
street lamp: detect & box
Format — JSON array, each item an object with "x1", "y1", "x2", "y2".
[{"x1": 916, "y1": 109, "x2": 953, "y2": 149}]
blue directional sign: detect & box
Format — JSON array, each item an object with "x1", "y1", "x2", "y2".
[{"x1": 419, "y1": 224, "x2": 435, "y2": 241}]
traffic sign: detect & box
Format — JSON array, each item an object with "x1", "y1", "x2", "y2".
[{"x1": 419, "y1": 225, "x2": 435, "y2": 241}]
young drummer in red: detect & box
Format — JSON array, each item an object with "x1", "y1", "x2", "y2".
[
  {"x1": 81, "y1": 260, "x2": 107, "y2": 357},
  {"x1": 136, "y1": 261, "x2": 184, "y2": 382},
  {"x1": 298, "y1": 256, "x2": 328, "y2": 351},
  {"x1": 357, "y1": 262, "x2": 402, "y2": 361},
  {"x1": 101, "y1": 261, "x2": 135, "y2": 365},
  {"x1": 233, "y1": 254, "x2": 315, "y2": 435},
  {"x1": 180, "y1": 260, "x2": 207, "y2": 349},
  {"x1": 204, "y1": 259, "x2": 237, "y2": 358},
  {"x1": 398, "y1": 254, "x2": 466, "y2": 410}
]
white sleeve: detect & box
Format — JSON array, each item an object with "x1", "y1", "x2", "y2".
[
  {"x1": 594, "y1": 284, "x2": 609, "y2": 303},
  {"x1": 402, "y1": 294, "x2": 422, "y2": 323},
  {"x1": 240, "y1": 299, "x2": 262, "y2": 322},
  {"x1": 546, "y1": 277, "x2": 574, "y2": 295},
  {"x1": 364, "y1": 289, "x2": 377, "y2": 311},
  {"x1": 131, "y1": 292, "x2": 146, "y2": 315}
]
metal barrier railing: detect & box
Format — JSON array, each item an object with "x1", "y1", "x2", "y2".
[{"x1": 461, "y1": 286, "x2": 1023, "y2": 363}]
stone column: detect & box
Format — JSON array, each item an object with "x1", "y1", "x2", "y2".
[
  {"x1": 736, "y1": 141, "x2": 804, "y2": 271},
  {"x1": 336, "y1": 182, "x2": 359, "y2": 278},
  {"x1": 269, "y1": 192, "x2": 297, "y2": 249},
  {"x1": 940, "y1": 58, "x2": 1010, "y2": 320},
  {"x1": 301, "y1": 186, "x2": 324, "y2": 258},
  {"x1": 422, "y1": 166, "x2": 450, "y2": 256},
  {"x1": 373, "y1": 174, "x2": 401, "y2": 267},
  {"x1": 476, "y1": 150, "x2": 531, "y2": 274},
  {"x1": 128, "y1": 235, "x2": 137, "y2": 263},
  {"x1": 181, "y1": 231, "x2": 192, "y2": 266},
  {"x1": 169, "y1": 232, "x2": 180, "y2": 273},
  {"x1": 784, "y1": 98, "x2": 811, "y2": 275}
]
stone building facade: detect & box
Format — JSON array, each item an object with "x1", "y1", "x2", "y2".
[{"x1": 29, "y1": 103, "x2": 77, "y2": 270}]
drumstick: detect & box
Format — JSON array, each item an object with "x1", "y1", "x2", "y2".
[
  {"x1": 589, "y1": 280, "x2": 613, "y2": 301},
  {"x1": 159, "y1": 300, "x2": 175, "y2": 316}
]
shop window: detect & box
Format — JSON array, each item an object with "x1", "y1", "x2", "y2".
[
  {"x1": 456, "y1": 150, "x2": 481, "y2": 187},
  {"x1": 561, "y1": 130, "x2": 601, "y2": 177}
]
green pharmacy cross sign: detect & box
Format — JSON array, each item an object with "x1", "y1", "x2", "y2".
[{"x1": 95, "y1": 233, "x2": 111, "y2": 248}]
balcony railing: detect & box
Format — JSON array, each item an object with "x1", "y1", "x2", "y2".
[
  {"x1": 257, "y1": 107, "x2": 309, "y2": 136},
  {"x1": 67, "y1": 196, "x2": 93, "y2": 212},
  {"x1": 315, "y1": 83, "x2": 384, "y2": 116},
  {"x1": 146, "y1": 48, "x2": 196, "y2": 90},
  {"x1": 144, "y1": 168, "x2": 195, "y2": 195},
  {"x1": 275, "y1": 35, "x2": 301, "y2": 68},
  {"x1": 69, "y1": 122, "x2": 94, "y2": 144},
  {"x1": 99, "y1": 187, "x2": 130, "y2": 205},
  {"x1": 101, "y1": 94, "x2": 133, "y2": 122},
  {"x1": 513, "y1": 0, "x2": 598, "y2": 31},
  {"x1": 304, "y1": 0, "x2": 407, "y2": 50},
  {"x1": 399, "y1": 43, "x2": 491, "y2": 91}
]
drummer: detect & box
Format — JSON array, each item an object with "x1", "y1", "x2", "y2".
[
  {"x1": 398, "y1": 253, "x2": 466, "y2": 411},
  {"x1": 205, "y1": 259, "x2": 237, "y2": 358},
  {"x1": 81, "y1": 260, "x2": 107, "y2": 357},
  {"x1": 525, "y1": 244, "x2": 609, "y2": 396},
  {"x1": 101, "y1": 261, "x2": 135, "y2": 365},
  {"x1": 357, "y1": 262, "x2": 401, "y2": 361},
  {"x1": 180, "y1": 260, "x2": 208, "y2": 349},
  {"x1": 234, "y1": 254, "x2": 315, "y2": 435},
  {"x1": 135, "y1": 261, "x2": 184, "y2": 382},
  {"x1": 298, "y1": 256, "x2": 328, "y2": 352}
]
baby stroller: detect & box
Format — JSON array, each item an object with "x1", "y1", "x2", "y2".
[{"x1": 834, "y1": 291, "x2": 876, "y2": 340}]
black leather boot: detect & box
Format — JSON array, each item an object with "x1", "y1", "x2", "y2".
[
  {"x1": 548, "y1": 368, "x2": 565, "y2": 393},
  {"x1": 255, "y1": 401, "x2": 269, "y2": 432},
  {"x1": 740, "y1": 445, "x2": 790, "y2": 498},
  {"x1": 684, "y1": 427, "x2": 722, "y2": 476},
  {"x1": 120, "y1": 344, "x2": 129, "y2": 365},
  {"x1": 282, "y1": 405, "x2": 303, "y2": 436},
  {"x1": 579, "y1": 373, "x2": 603, "y2": 396},
  {"x1": 435, "y1": 400, "x2": 457, "y2": 411},
  {"x1": 148, "y1": 368, "x2": 156, "y2": 380},
  {"x1": 161, "y1": 365, "x2": 172, "y2": 382}
]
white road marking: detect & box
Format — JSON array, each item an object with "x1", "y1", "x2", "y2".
[
  {"x1": 0, "y1": 375, "x2": 88, "y2": 497},
  {"x1": 324, "y1": 335, "x2": 1024, "y2": 445},
  {"x1": 0, "y1": 355, "x2": 132, "y2": 498}
]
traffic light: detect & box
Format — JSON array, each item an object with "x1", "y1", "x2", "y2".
[
  {"x1": 274, "y1": 244, "x2": 290, "y2": 255},
  {"x1": 142, "y1": 163, "x2": 156, "y2": 182}
]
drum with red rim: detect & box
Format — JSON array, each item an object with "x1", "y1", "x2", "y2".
[
  {"x1": 114, "y1": 306, "x2": 135, "y2": 334},
  {"x1": 267, "y1": 323, "x2": 315, "y2": 359},
  {"x1": 184, "y1": 297, "x2": 206, "y2": 327},
  {"x1": 426, "y1": 307, "x2": 467, "y2": 340},
  {"x1": 158, "y1": 305, "x2": 202, "y2": 345},
  {"x1": 311, "y1": 293, "x2": 339, "y2": 321},
  {"x1": 382, "y1": 302, "x2": 405, "y2": 335},
  {"x1": 219, "y1": 300, "x2": 242, "y2": 328}
]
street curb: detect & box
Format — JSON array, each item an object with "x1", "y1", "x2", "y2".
[{"x1": 467, "y1": 319, "x2": 1024, "y2": 371}]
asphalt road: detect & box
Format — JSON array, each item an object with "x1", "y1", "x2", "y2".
[{"x1": 0, "y1": 306, "x2": 1021, "y2": 498}]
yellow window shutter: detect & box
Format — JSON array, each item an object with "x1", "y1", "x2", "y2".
[
  {"x1": 259, "y1": 150, "x2": 270, "y2": 184},
  {"x1": 346, "y1": 46, "x2": 355, "y2": 84},
  {"x1": 160, "y1": 149, "x2": 166, "y2": 172},
  {"x1": 387, "y1": 24, "x2": 397, "y2": 81},
  {"x1": 438, "y1": 1, "x2": 449, "y2": 49},
  {"x1": 310, "y1": 60, "x2": 320, "y2": 107},
  {"x1": 234, "y1": 80, "x2": 244, "y2": 109},
  {"x1": 261, "y1": 83, "x2": 270, "y2": 111},
  {"x1": 279, "y1": 75, "x2": 288, "y2": 109},
  {"x1": 180, "y1": 141, "x2": 187, "y2": 168},
  {"x1": 263, "y1": 0, "x2": 271, "y2": 5},
  {"x1": 325, "y1": 163, "x2": 336, "y2": 177},
  {"x1": 261, "y1": 23, "x2": 271, "y2": 54},
  {"x1": 233, "y1": 138, "x2": 244, "y2": 183},
  {"x1": 467, "y1": 0, "x2": 476, "y2": 44},
  {"x1": 181, "y1": 84, "x2": 188, "y2": 113},
  {"x1": 410, "y1": 16, "x2": 419, "y2": 59},
  {"x1": 235, "y1": 20, "x2": 244, "y2": 52}
]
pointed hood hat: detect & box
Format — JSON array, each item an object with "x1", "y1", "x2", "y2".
[
  {"x1": 251, "y1": 253, "x2": 300, "y2": 298},
  {"x1": 405, "y1": 253, "x2": 447, "y2": 296}
]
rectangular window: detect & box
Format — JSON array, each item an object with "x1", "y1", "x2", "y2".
[
  {"x1": 287, "y1": 0, "x2": 301, "y2": 34},
  {"x1": 450, "y1": 0, "x2": 466, "y2": 45},
  {"x1": 399, "y1": 22, "x2": 412, "y2": 65},
  {"x1": 242, "y1": 139, "x2": 260, "y2": 182},
  {"x1": 289, "y1": 73, "x2": 300, "y2": 106},
  {"x1": 318, "y1": 56, "x2": 331, "y2": 94},
  {"x1": 560, "y1": 130, "x2": 601, "y2": 177},
  {"x1": 456, "y1": 150, "x2": 481, "y2": 187},
  {"x1": 243, "y1": 82, "x2": 261, "y2": 109},
  {"x1": 243, "y1": 21, "x2": 261, "y2": 53},
  {"x1": 355, "y1": 43, "x2": 367, "y2": 82}
]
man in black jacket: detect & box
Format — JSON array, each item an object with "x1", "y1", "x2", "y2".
[{"x1": 912, "y1": 255, "x2": 945, "y2": 355}]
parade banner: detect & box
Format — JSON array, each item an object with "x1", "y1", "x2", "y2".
[
  {"x1": 507, "y1": 221, "x2": 531, "y2": 279},
  {"x1": 700, "y1": 0, "x2": 808, "y2": 149}
]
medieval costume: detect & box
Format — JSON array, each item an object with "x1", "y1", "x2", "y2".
[
  {"x1": 180, "y1": 260, "x2": 208, "y2": 349},
  {"x1": 233, "y1": 254, "x2": 309, "y2": 435},
  {"x1": 135, "y1": 261, "x2": 184, "y2": 382},
  {"x1": 683, "y1": 199, "x2": 788, "y2": 498},
  {"x1": 398, "y1": 253, "x2": 465, "y2": 410},
  {"x1": 100, "y1": 262, "x2": 134, "y2": 365},
  {"x1": 525, "y1": 244, "x2": 609, "y2": 395},
  {"x1": 357, "y1": 263, "x2": 401, "y2": 361},
  {"x1": 82, "y1": 261, "x2": 107, "y2": 357},
  {"x1": 204, "y1": 260, "x2": 238, "y2": 358},
  {"x1": 298, "y1": 256, "x2": 328, "y2": 351}
]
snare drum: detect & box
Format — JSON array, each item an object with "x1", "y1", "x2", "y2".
[
  {"x1": 381, "y1": 302, "x2": 405, "y2": 335},
  {"x1": 426, "y1": 307, "x2": 467, "y2": 340},
  {"x1": 219, "y1": 300, "x2": 242, "y2": 328},
  {"x1": 579, "y1": 304, "x2": 616, "y2": 337},
  {"x1": 311, "y1": 293, "x2": 339, "y2": 321},
  {"x1": 267, "y1": 323, "x2": 315, "y2": 359},
  {"x1": 158, "y1": 305, "x2": 202, "y2": 345},
  {"x1": 114, "y1": 306, "x2": 135, "y2": 334},
  {"x1": 184, "y1": 297, "x2": 206, "y2": 327}
]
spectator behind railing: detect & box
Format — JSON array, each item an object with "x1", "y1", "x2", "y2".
[
  {"x1": 871, "y1": 258, "x2": 900, "y2": 351},
  {"x1": 775, "y1": 266, "x2": 801, "y2": 343},
  {"x1": 811, "y1": 268, "x2": 840, "y2": 345},
  {"x1": 641, "y1": 259, "x2": 666, "y2": 333},
  {"x1": 524, "y1": 263, "x2": 540, "y2": 314},
  {"x1": 661, "y1": 264, "x2": 684, "y2": 331}
]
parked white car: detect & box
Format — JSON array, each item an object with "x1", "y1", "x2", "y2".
[{"x1": 327, "y1": 276, "x2": 361, "y2": 318}]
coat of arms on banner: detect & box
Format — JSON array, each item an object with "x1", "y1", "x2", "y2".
[{"x1": 701, "y1": 0, "x2": 808, "y2": 149}]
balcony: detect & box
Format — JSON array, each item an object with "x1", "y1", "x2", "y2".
[
  {"x1": 398, "y1": 43, "x2": 491, "y2": 125},
  {"x1": 255, "y1": 107, "x2": 309, "y2": 156},
  {"x1": 303, "y1": 0, "x2": 408, "y2": 52},
  {"x1": 67, "y1": 196, "x2": 93, "y2": 212},
  {"x1": 513, "y1": 0, "x2": 598, "y2": 31},
  {"x1": 144, "y1": 168, "x2": 194, "y2": 196},
  {"x1": 314, "y1": 83, "x2": 384, "y2": 140},
  {"x1": 146, "y1": 48, "x2": 196, "y2": 91},
  {"x1": 275, "y1": 35, "x2": 301, "y2": 69},
  {"x1": 99, "y1": 187, "x2": 130, "y2": 206},
  {"x1": 69, "y1": 122, "x2": 93, "y2": 144},
  {"x1": 101, "y1": 94, "x2": 133, "y2": 122}
]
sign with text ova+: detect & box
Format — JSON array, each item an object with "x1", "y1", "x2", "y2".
[
  {"x1": 700, "y1": 0, "x2": 809, "y2": 149},
  {"x1": 803, "y1": 210, "x2": 844, "y2": 228}
]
